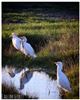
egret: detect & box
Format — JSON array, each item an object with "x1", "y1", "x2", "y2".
[
  {"x1": 11, "y1": 33, "x2": 37, "y2": 58},
  {"x1": 20, "y1": 36, "x2": 37, "y2": 58},
  {"x1": 20, "y1": 36, "x2": 27, "y2": 42},
  {"x1": 11, "y1": 33, "x2": 22, "y2": 50},
  {"x1": 55, "y1": 61, "x2": 72, "y2": 92}
]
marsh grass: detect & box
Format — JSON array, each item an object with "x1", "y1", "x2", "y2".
[
  {"x1": 2, "y1": 7, "x2": 79, "y2": 99},
  {"x1": 63, "y1": 64, "x2": 79, "y2": 99}
]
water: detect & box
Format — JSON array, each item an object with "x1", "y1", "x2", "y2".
[{"x1": 2, "y1": 66, "x2": 60, "y2": 99}]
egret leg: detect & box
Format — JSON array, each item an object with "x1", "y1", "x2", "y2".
[{"x1": 59, "y1": 87, "x2": 65, "y2": 98}]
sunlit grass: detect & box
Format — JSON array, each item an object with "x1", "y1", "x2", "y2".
[
  {"x1": 2, "y1": 19, "x2": 78, "y2": 38},
  {"x1": 2, "y1": 11, "x2": 79, "y2": 99}
]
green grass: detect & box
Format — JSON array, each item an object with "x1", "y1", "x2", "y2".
[
  {"x1": 2, "y1": 19, "x2": 78, "y2": 38},
  {"x1": 2, "y1": 9, "x2": 79, "y2": 99}
]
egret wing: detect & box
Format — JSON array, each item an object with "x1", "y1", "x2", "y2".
[
  {"x1": 59, "y1": 71, "x2": 71, "y2": 92},
  {"x1": 12, "y1": 37, "x2": 21, "y2": 50},
  {"x1": 24, "y1": 43, "x2": 35, "y2": 55}
]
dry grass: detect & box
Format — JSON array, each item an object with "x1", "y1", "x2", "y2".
[{"x1": 2, "y1": 4, "x2": 79, "y2": 99}]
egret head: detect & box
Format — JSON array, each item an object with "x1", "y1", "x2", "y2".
[
  {"x1": 55, "y1": 61, "x2": 63, "y2": 70},
  {"x1": 21, "y1": 36, "x2": 27, "y2": 42},
  {"x1": 11, "y1": 33, "x2": 17, "y2": 37}
]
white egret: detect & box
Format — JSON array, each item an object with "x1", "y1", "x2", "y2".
[
  {"x1": 20, "y1": 36, "x2": 27, "y2": 42},
  {"x1": 55, "y1": 61, "x2": 72, "y2": 92},
  {"x1": 11, "y1": 33, "x2": 37, "y2": 58},
  {"x1": 20, "y1": 36, "x2": 37, "y2": 58},
  {"x1": 11, "y1": 33, "x2": 22, "y2": 50}
]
